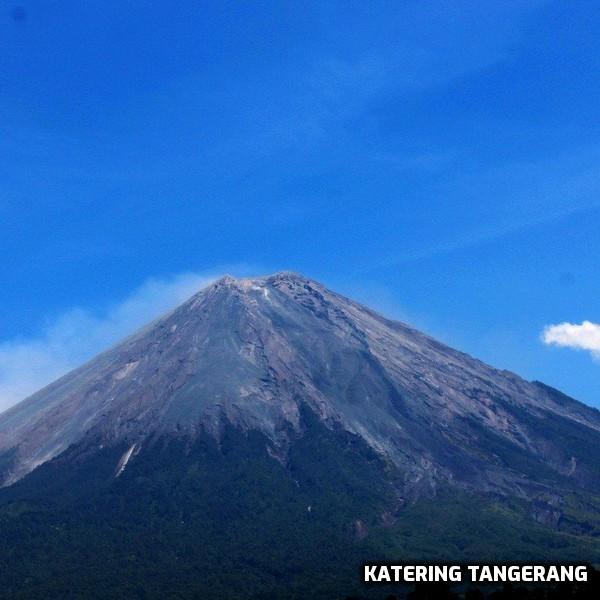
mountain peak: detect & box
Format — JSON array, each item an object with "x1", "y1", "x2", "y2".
[{"x1": 213, "y1": 271, "x2": 311, "y2": 287}]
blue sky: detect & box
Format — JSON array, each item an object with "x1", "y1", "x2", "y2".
[{"x1": 1, "y1": 0, "x2": 600, "y2": 409}]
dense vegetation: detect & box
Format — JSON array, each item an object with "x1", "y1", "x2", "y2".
[{"x1": 0, "y1": 414, "x2": 598, "y2": 599}]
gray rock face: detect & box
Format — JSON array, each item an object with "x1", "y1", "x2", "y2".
[{"x1": 0, "y1": 272, "x2": 599, "y2": 495}]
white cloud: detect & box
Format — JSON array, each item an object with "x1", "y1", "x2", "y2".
[
  {"x1": 0, "y1": 271, "x2": 223, "y2": 412},
  {"x1": 542, "y1": 320, "x2": 600, "y2": 361}
]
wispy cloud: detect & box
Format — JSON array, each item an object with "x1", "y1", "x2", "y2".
[
  {"x1": 0, "y1": 271, "x2": 224, "y2": 412},
  {"x1": 542, "y1": 321, "x2": 600, "y2": 361},
  {"x1": 351, "y1": 146, "x2": 600, "y2": 277}
]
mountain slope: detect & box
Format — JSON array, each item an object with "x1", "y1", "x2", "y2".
[
  {"x1": 0, "y1": 413, "x2": 598, "y2": 600},
  {"x1": 1, "y1": 272, "x2": 598, "y2": 496}
]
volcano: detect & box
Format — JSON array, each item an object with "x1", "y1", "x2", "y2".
[{"x1": 0, "y1": 272, "x2": 598, "y2": 598}]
